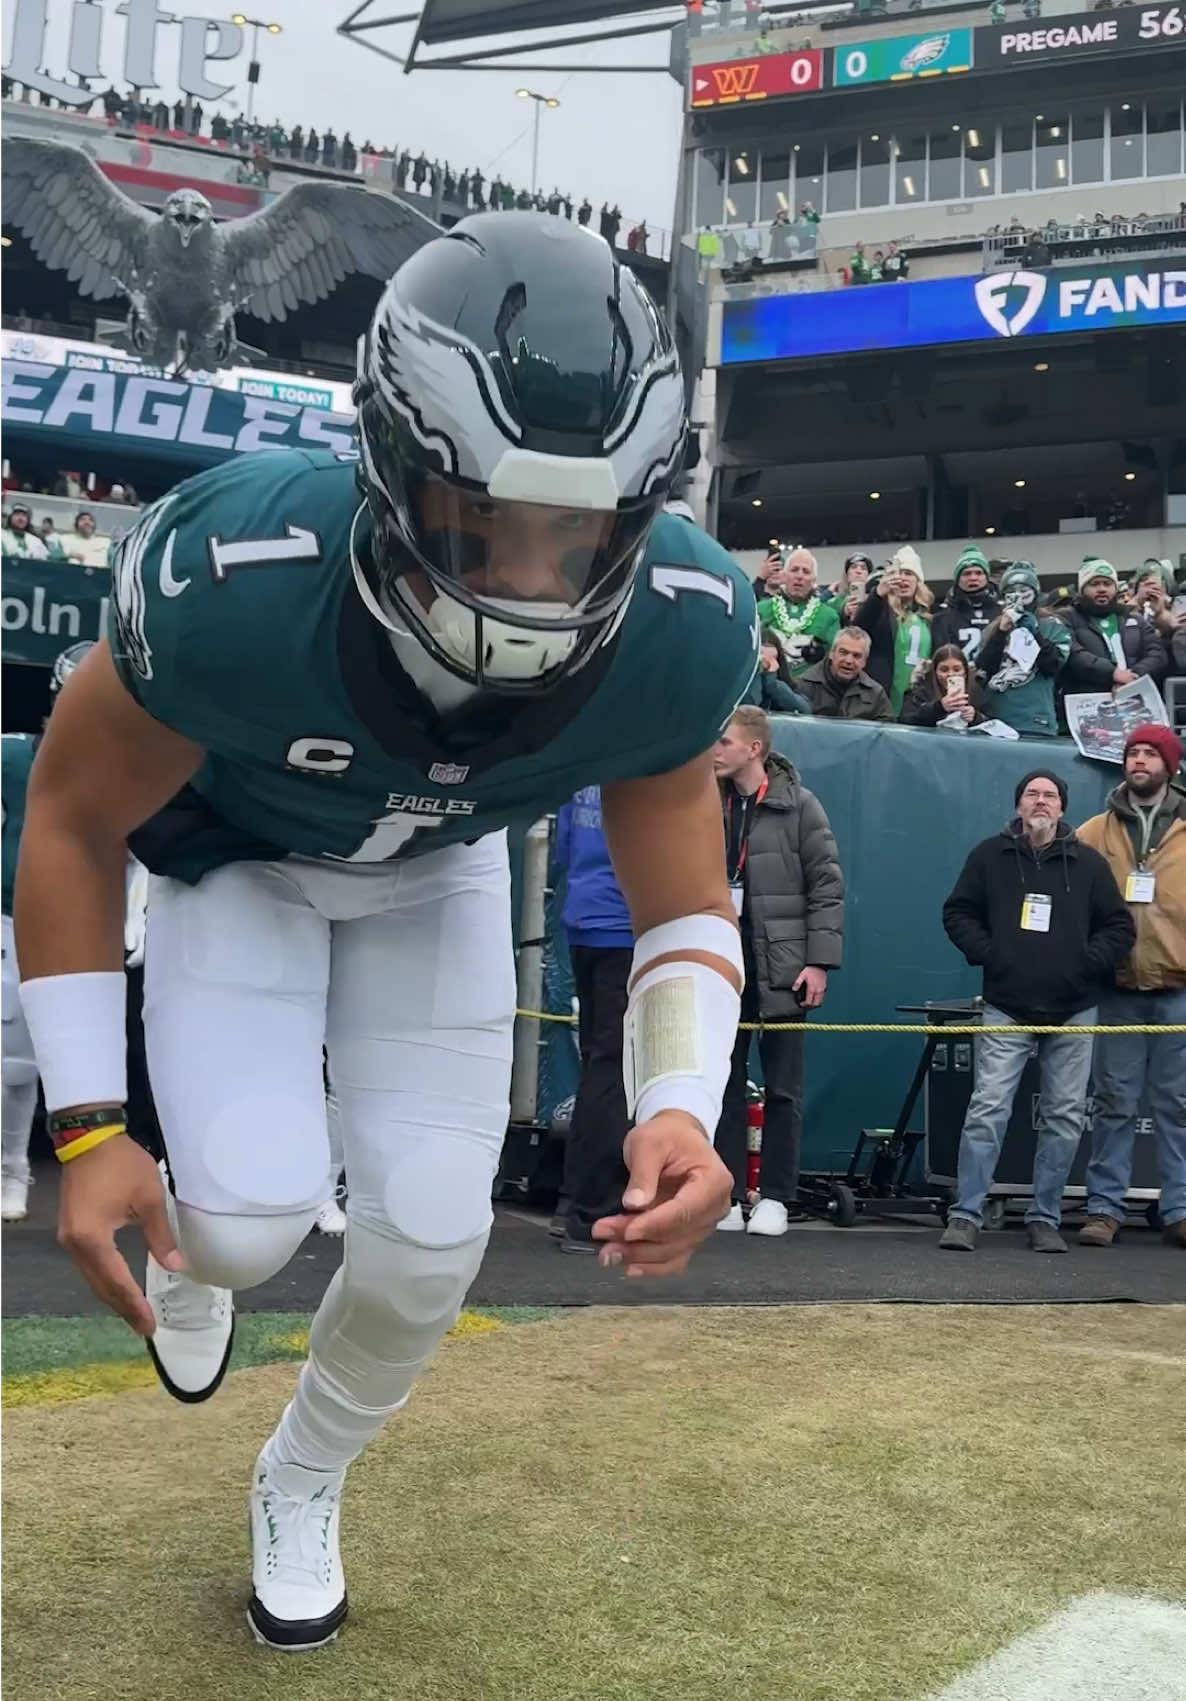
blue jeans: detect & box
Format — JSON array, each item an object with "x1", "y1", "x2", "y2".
[
  {"x1": 1086, "y1": 987, "x2": 1186, "y2": 1228},
  {"x1": 953, "y1": 1005, "x2": 1096, "y2": 1228}
]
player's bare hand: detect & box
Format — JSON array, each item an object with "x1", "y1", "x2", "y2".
[
  {"x1": 593, "y1": 1111, "x2": 732, "y2": 1278},
  {"x1": 57, "y1": 1134, "x2": 183, "y2": 1335}
]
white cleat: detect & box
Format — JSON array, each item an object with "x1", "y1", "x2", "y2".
[
  {"x1": 145, "y1": 1250, "x2": 235, "y2": 1403},
  {"x1": 312, "y1": 1197, "x2": 347, "y2": 1237},
  {"x1": 145, "y1": 1171, "x2": 234, "y2": 1403},
  {"x1": 248, "y1": 1440, "x2": 348, "y2": 1651},
  {"x1": 716, "y1": 1202, "x2": 746, "y2": 1232},
  {"x1": 746, "y1": 1198, "x2": 789, "y2": 1237},
  {"x1": 1, "y1": 1176, "x2": 30, "y2": 1222}
]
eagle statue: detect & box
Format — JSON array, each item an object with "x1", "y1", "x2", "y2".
[{"x1": 2, "y1": 138, "x2": 441, "y2": 372}]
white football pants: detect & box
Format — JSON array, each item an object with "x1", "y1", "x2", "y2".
[
  {"x1": 2, "y1": 915, "x2": 39, "y2": 1185},
  {"x1": 144, "y1": 834, "x2": 515, "y2": 1472}
]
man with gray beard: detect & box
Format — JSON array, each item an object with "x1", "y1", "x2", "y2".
[{"x1": 938, "y1": 771, "x2": 1134, "y2": 1254}]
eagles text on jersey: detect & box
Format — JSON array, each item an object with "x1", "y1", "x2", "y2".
[{"x1": 108, "y1": 450, "x2": 758, "y2": 883}]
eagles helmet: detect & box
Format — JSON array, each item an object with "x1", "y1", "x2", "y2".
[
  {"x1": 50, "y1": 640, "x2": 94, "y2": 694},
  {"x1": 353, "y1": 212, "x2": 687, "y2": 692}
]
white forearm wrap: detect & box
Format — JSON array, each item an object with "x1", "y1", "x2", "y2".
[
  {"x1": 18, "y1": 971, "x2": 127, "y2": 1113},
  {"x1": 623, "y1": 916, "x2": 744, "y2": 1141}
]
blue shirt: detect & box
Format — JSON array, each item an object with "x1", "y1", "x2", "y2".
[{"x1": 554, "y1": 787, "x2": 633, "y2": 949}]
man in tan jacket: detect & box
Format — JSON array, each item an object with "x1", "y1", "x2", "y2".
[{"x1": 1076, "y1": 724, "x2": 1186, "y2": 1249}]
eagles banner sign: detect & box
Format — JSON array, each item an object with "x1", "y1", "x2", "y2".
[
  {"x1": 1, "y1": 361, "x2": 355, "y2": 467},
  {"x1": 720, "y1": 261, "x2": 1186, "y2": 364}
]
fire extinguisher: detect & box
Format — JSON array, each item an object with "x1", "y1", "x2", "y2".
[{"x1": 746, "y1": 1082, "x2": 763, "y2": 1202}]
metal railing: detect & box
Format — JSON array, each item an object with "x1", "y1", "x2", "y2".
[{"x1": 982, "y1": 213, "x2": 1186, "y2": 271}]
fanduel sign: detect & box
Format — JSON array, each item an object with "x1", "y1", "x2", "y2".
[
  {"x1": 3, "y1": 0, "x2": 245, "y2": 107},
  {"x1": 720, "y1": 262, "x2": 1186, "y2": 364}
]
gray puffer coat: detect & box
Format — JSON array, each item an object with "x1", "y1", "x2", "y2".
[{"x1": 736, "y1": 751, "x2": 845, "y2": 1018}]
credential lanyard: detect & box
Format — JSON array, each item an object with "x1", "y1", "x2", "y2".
[{"x1": 727, "y1": 776, "x2": 768, "y2": 883}]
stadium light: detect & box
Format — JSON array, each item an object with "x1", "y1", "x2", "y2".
[
  {"x1": 231, "y1": 14, "x2": 283, "y2": 126},
  {"x1": 516, "y1": 88, "x2": 560, "y2": 196}
]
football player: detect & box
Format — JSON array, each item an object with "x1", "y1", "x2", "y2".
[{"x1": 15, "y1": 214, "x2": 758, "y2": 1651}]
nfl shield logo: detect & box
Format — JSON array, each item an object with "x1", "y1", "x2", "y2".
[{"x1": 429, "y1": 761, "x2": 470, "y2": 785}]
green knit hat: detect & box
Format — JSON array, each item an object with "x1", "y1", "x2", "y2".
[
  {"x1": 1078, "y1": 555, "x2": 1118, "y2": 591},
  {"x1": 1133, "y1": 557, "x2": 1174, "y2": 593},
  {"x1": 1000, "y1": 561, "x2": 1039, "y2": 599},
  {"x1": 954, "y1": 544, "x2": 989, "y2": 581}
]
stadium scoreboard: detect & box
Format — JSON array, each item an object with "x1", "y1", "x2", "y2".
[{"x1": 689, "y1": 1, "x2": 1186, "y2": 107}]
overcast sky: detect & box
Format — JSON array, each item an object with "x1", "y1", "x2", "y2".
[{"x1": 12, "y1": 1, "x2": 686, "y2": 232}]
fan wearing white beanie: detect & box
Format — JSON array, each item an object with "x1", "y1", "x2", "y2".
[{"x1": 853, "y1": 545, "x2": 933, "y2": 713}]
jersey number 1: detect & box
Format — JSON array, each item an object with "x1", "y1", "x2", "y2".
[
  {"x1": 339, "y1": 809, "x2": 445, "y2": 863},
  {"x1": 648, "y1": 563, "x2": 736, "y2": 616}
]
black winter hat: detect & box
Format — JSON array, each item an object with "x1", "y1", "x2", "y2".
[{"x1": 1014, "y1": 769, "x2": 1068, "y2": 810}]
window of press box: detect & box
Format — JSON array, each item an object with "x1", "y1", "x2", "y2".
[
  {"x1": 962, "y1": 126, "x2": 996, "y2": 199},
  {"x1": 1069, "y1": 105, "x2": 1105, "y2": 186},
  {"x1": 1110, "y1": 104, "x2": 1145, "y2": 180},
  {"x1": 1034, "y1": 116, "x2": 1070, "y2": 192},
  {"x1": 726, "y1": 149, "x2": 757, "y2": 224},
  {"x1": 826, "y1": 141, "x2": 857, "y2": 214},
  {"x1": 690, "y1": 99, "x2": 1184, "y2": 224}
]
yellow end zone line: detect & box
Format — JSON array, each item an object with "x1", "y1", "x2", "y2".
[
  {"x1": 516, "y1": 1010, "x2": 1184, "y2": 1036},
  {"x1": 2, "y1": 1311, "x2": 504, "y2": 1409}
]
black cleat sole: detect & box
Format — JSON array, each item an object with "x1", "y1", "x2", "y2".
[
  {"x1": 247, "y1": 1590, "x2": 348, "y2": 1651},
  {"x1": 146, "y1": 1311, "x2": 236, "y2": 1405}
]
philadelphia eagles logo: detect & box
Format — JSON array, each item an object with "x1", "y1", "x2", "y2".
[{"x1": 899, "y1": 34, "x2": 950, "y2": 71}]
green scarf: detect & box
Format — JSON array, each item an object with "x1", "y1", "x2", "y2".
[{"x1": 891, "y1": 612, "x2": 931, "y2": 714}]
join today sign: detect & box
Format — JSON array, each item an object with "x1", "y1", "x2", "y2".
[{"x1": 719, "y1": 262, "x2": 1186, "y2": 365}]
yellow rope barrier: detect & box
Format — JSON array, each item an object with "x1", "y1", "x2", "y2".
[{"x1": 515, "y1": 1009, "x2": 1184, "y2": 1036}]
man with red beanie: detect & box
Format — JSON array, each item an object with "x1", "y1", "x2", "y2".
[{"x1": 1077, "y1": 724, "x2": 1186, "y2": 1249}]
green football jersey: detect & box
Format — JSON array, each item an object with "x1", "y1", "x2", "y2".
[
  {"x1": 1, "y1": 733, "x2": 37, "y2": 916},
  {"x1": 108, "y1": 451, "x2": 758, "y2": 884}
]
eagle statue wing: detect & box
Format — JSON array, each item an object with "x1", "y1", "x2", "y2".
[
  {"x1": 1, "y1": 138, "x2": 157, "y2": 301},
  {"x1": 219, "y1": 180, "x2": 441, "y2": 323}
]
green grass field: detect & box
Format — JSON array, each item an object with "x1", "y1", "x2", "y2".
[{"x1": 3, "y1": 1304, "x2": 1184, "y2": 1701}]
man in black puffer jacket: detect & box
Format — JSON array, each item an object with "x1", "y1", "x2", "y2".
[
  {"x1": 711, "y1": 707, "x2": 844, "y2": 1237},
  {"x1": 931, "y1": 545, "x2": 1001, "y2": 665},
  {"x1": 939, "y1": 769, "x2": 1134, "y2": 1254},
  {"x1": 1059, "y1": 556, "x2": 1168, "y2": 693}
]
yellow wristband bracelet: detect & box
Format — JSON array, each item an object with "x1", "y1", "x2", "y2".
[{"x1": 55, "y1": 1123, "x2": 127, "y2": 1164}]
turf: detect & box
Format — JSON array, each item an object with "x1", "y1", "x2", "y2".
[
  {"x1": 3, "y1": 1304, "x2": 1184, "y2": 1701},
  {"x1": 0, "y1": 1307, "x2": 555, "y2": 1404}
]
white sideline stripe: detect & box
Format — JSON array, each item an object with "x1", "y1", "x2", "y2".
[{"x1": 926, "y1": 1593, "x2": 1186, "y2": 1701}]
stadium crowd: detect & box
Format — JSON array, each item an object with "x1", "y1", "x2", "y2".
[
  {"x1": 0, "y1": 83, "x2": 650, "y2": 253},
  {"x1": 747, "y1": 544, "x2": 1186, "y2": 736}
]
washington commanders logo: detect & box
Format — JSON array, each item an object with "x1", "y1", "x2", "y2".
[{"x1": 711, "y1": 62, "x2": 760, "y2": 99}]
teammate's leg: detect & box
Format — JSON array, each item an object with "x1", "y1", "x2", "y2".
[
  {"x1": 250, "y1": 836, "x2": 515, "y2": 1648},
  {"x1": 2, "y1": 914, "x2": 40, "y2": 1221},
  {"x1": 143, "y1": 862, "x2": 335, "y2": 1396}
]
